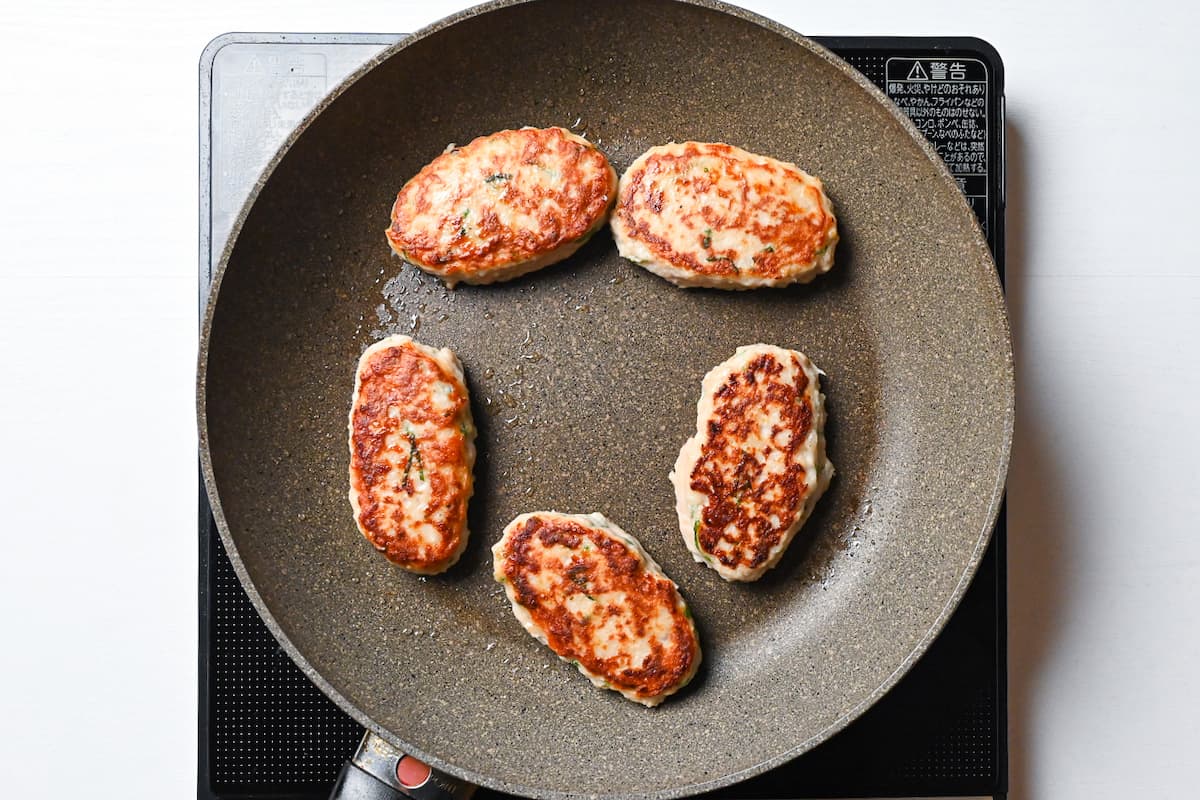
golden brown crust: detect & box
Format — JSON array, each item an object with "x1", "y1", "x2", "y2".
[
  {"x1": 612, "y1": 142, "x2": 837, "y2": 288},
  {"x1": 691, "y1": 352, "x2": 813, "y2": 571},
  {"x1": 348, "y1": 338, "x2": 473, "y2": 573},
  {"x1": 497, "y1": 514, "x2": 699, "y2": 703},
  {"x1": 385, "y1": 127, "x2": 617, "y2": 285}
]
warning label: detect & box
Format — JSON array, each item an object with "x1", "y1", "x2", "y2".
[{"x1": 885, "y1": 57, "x2": 989, "y2": 232}]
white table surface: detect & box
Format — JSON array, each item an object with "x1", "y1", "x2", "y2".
[{"x1": 2, "y1": 1, "x2": 1198, "y2": 798}]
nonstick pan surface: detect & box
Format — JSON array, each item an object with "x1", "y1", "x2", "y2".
[{"x1": 199, "y1": 2, "x2": 1013, "y2": 797}]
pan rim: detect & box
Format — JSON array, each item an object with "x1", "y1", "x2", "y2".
[{"x1": 196, "y1": 2, "x2": 1014, "y2": 797}]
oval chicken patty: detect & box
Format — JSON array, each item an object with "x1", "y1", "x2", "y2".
[
  {"x1": 348, "y1": 335, "x2": 476, "y2": 574},
  {"x1": 611, "y1": 142, "x2": 838, "y2": 289},
  {"x1": 672, "y1": 345, "x2": 834, "y2": 581},
  {"x1": 492, "y1": 512, "x2": 701, "y2": 707},
  {"x1": 386, "y1": 127, "x2": 618, "y2": 287}
]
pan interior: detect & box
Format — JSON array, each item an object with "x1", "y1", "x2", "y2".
[{"x1": 201, "y1": 1, "x2": 1012, "y2": 797}]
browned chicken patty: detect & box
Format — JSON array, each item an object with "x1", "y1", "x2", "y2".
[
  {"x1": 493, "y1": 512, "x2": 701, "y2": 706},
  {"x1": 611, "y1": 142, "x2": 838, "y2": 289},
  {"x1": 348, "y1": 335, "x2": 476, "y2": 574},
  {"x1": 672, "y1": 345, "x2": 833, "y2": 581},
  {"x1": 386, "y1": 127, "x2": 618, "y2": 287}
]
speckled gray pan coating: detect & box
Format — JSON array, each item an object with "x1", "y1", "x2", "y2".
[{"x1": 197, "y1": 1, "x2": 1013, "y2": 798}]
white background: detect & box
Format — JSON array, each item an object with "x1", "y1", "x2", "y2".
[{"x1": 1, "y1": 1, "x2": 1198, "y2": 798}]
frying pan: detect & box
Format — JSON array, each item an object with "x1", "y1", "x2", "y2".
[{"x1": 198, "y1": 1, "x2": 1013, "y2": 797}]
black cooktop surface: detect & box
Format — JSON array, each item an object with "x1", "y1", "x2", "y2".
[{"x1": 199, "y1": 34, "x2": 1006, "y2": 800}]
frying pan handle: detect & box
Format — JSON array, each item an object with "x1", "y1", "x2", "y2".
[{"x1": 330, "y1": 731, "x2": 476, "y2": 800}]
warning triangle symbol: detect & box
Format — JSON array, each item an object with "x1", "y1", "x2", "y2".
[
  {"x1": 907, "y1": 61, "x2": 929, "y2": 80},
  {"x1": 246, "y1": 56, "x2": 264, "y2": 75}
]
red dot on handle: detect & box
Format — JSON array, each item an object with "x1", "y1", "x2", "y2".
[{"x1": 396, "y1": 755, "x2": 432, "y2": 789}]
